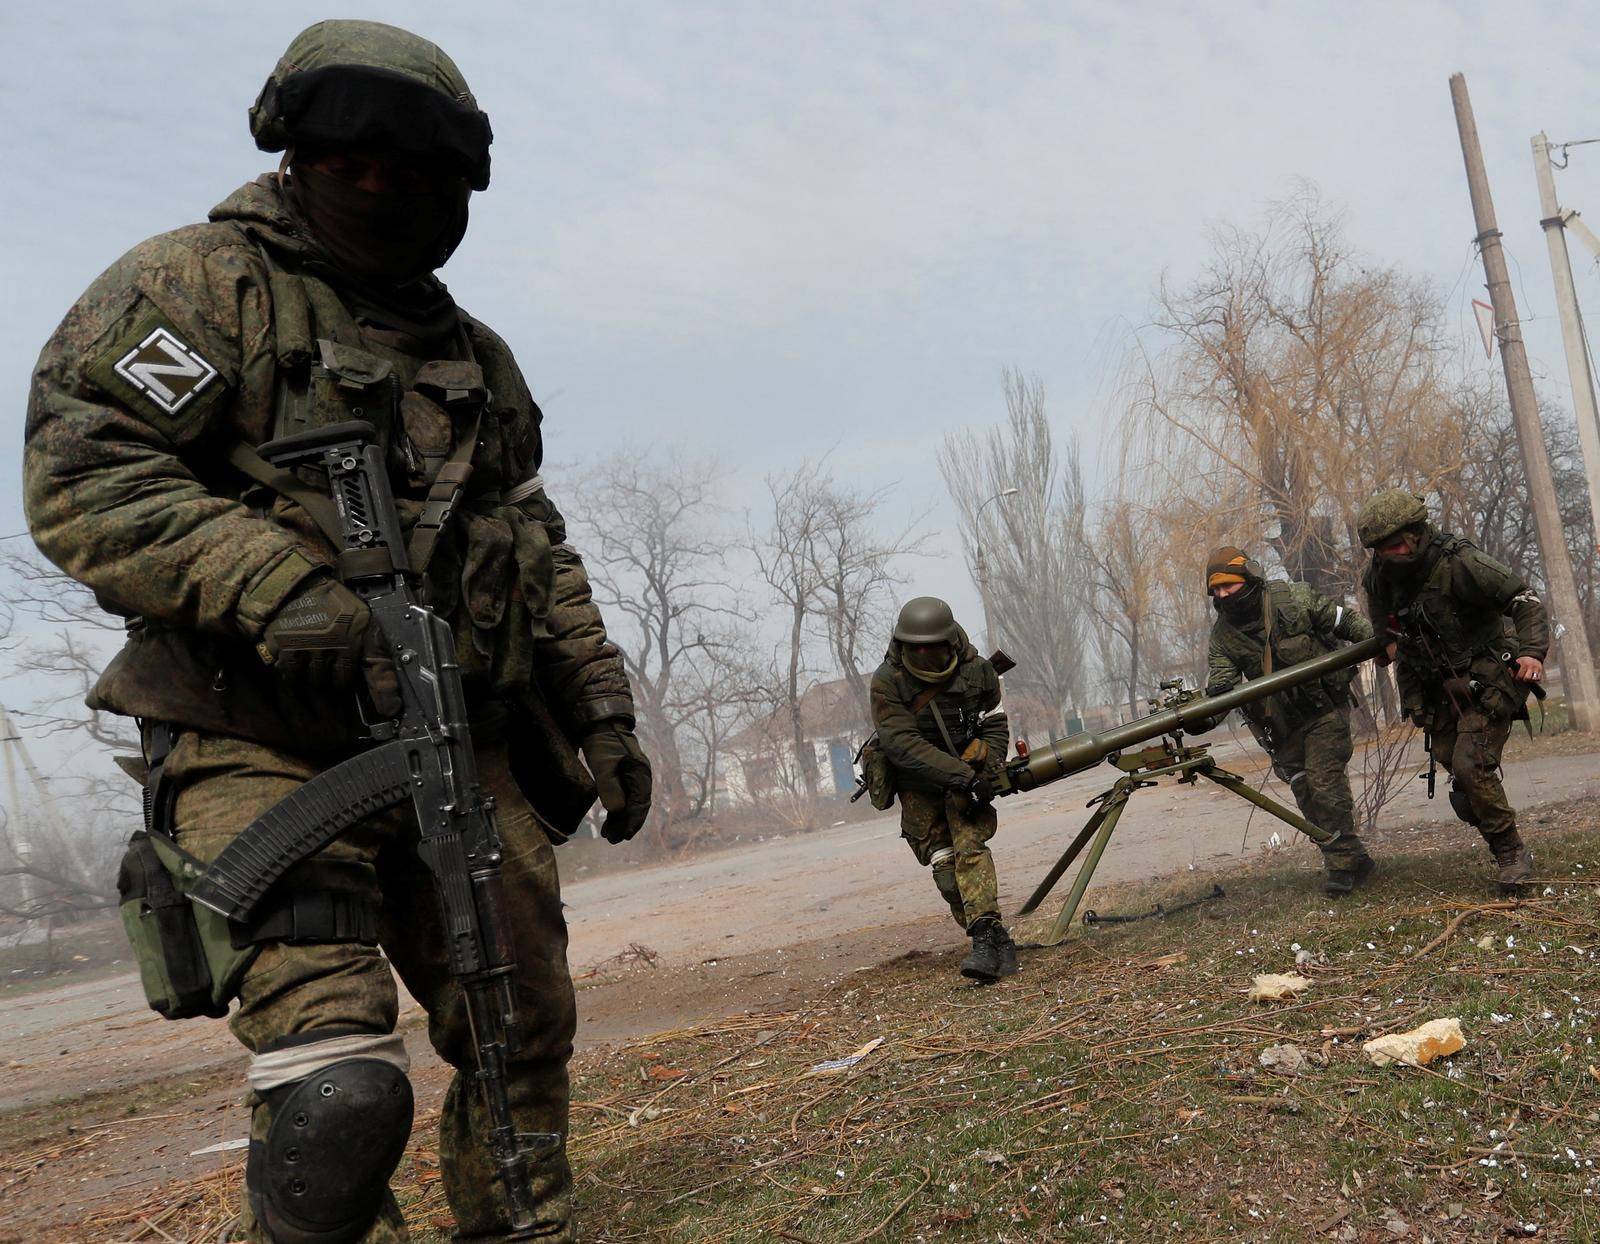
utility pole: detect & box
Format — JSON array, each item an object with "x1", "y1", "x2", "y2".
[
  {"x1": 1531, "y1": 132, "x2": 1600, "y2": 544},
  {"x1": 1450, "y1": 74, "x2": 1599, "y2": 731}
]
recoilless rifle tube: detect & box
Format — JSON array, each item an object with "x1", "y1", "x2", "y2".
[{"x1": 1005, "y1": 634, "x2": 1385, "y2": 793}]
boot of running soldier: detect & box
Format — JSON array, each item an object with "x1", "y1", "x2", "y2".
[
  {"x1": 960, "y1": 916, "x2": 1005, "y2": 982},
  {"x1": 1323, "y1": 848, "x2": 1377, "y2": 897},
  {"x1": 1490, "y1": 835, "x2": 1534, "y2": 892},
  {"x1": 994, "y1": 921, "x2": 1019, "y2": 978}
]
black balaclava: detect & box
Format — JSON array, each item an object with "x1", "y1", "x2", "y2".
[{"x1": 289, "y1": 160, "x2": 470, "y2": 287}]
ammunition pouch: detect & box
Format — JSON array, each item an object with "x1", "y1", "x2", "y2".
[
  {"x1": 856, "y1": 735, "x2": 897, "y2": 810},
  {"x1": 118, "y1": 725, "x2": 381, "y2": 1021},
  {"x1": 118, "y1": 828, "x2": 254, "y2": 1020}
]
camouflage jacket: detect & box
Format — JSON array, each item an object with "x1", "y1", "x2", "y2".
[
  {"x1": 1208, "y1": 580, "x2": 1373, "y2": 738},
  {"x1": 1362, "y1": 531, "x2": 1548, "y2": 728},
  {"x1": 870, "y1": 627, "x2": 1009, "y2": 794},
  {"x1": 25, "y1": 177, "x2": 631, "y2": 780}
]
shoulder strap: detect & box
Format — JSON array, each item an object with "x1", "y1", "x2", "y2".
[
  {"x1": 405, "y1": 407, "x2": 481, "y2": 574},
  {"x1": 225, "y1": 441, "x2": 346, "y2": 549}
]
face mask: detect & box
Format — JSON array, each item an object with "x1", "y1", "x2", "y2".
[
  {"x1": 290, "y1": 163, "x2": 469, "y2": 284},
  {"x1": 905, "y1": 643, "x2": 958, "y2": 682},
  {"x1": 1377, "y1": 527, "x2": 1432, "y2": 577},
  {"x1": 1214, "y1": 579, "x2": 1262, "y2": 621}
]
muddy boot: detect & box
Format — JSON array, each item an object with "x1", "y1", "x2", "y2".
[
  {"x1": 1324, "y1": 854, "x2": 1377, "y2": 897},
  {"x1": 1492, "y1": 839, "x2": 1534, "y2": 892},
  {"x1": 960, "y1": 917, "x2": 1004, "y2": 982},
  {"x1": 995, "y1": 923, "x2": 1019, "y2": 978}
]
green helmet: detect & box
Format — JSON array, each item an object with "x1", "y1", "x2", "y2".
[
  {"x1": 893, "y1": 596, "x2": 958, "y2": 645},
  {"x1": 250, "y1": 20, "x2": 494, "y2": 189},
  {"x1": 1356, "y1": 489, "x2": 1429, "y2": 548}
]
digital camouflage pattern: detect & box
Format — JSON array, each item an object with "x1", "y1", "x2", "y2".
[
  {"x1": 25, "y1": 151, "x2": 630, "y2": 1241},
  {"x1": 1356, "y1": 489, "x2": 1430, "y2": 548},
  {"x1": 1207, "y1": 575, "x2": 1374, "y2": 870},
  {"x1": 25, "y1": 175, "x2": 631, "y2": 760},
  {"x1": 872, "y1": 626, "x2": 1009, "y2": 928},
  {"x1": 249, "y1": 20, "x2": 493, "y2": 190},
  {"x1": 1208, "y1": 579, "x2": 1375, "y2": 738},
  {"x1": 1363, "y1": 524, "x2": 1548, "y2": 851},
  {"x1": 165, "y1": 731, "x2": 575, "y2": 1242},
  {"x1": 1263, "y1": 709, "x2": 1368, "y2": 871}
]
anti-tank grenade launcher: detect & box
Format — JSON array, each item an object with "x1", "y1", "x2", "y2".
[{"x1": 1003, "y1": 634, "x2": 1385, "y2": 945}]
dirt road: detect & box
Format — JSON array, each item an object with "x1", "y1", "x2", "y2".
[{"x1": 4, "y1": 741, "x2": 1594, "y2": 1237}]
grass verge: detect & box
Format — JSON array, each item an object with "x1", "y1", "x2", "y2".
[{"x1": 80, "y1": 808, "x2": 1600, "y2": 1243}]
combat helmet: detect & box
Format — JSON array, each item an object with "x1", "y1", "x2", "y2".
[
  {"x1": 893, "y1": 597, "x2": 958, "y2": 645},
  {"x1": 1356, "y1": 490, "x2": 1429, "y2": 549},
  {"x1": 250, "y1": 20, "x2": 493, "y2": 189}
]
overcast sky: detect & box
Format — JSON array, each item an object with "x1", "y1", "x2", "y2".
[{"x1": 5, "y1": 1, "x2": 1600, "y2": 769}]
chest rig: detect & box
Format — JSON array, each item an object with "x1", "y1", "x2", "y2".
[
  {"x1": 229, "y1": 248, "x2": 488, "y2": 581},
  {"x1": 1216, "y1": 583, "x2": 1348, "y2": 731},
  {"x1": 227, "y1": 248, "x2": 558, "y2": 692}
]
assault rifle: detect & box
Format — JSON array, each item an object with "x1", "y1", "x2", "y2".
[
  {"x1": 188, "y1": 421, "x2": 553, "y2": 1231},
  {"x1": 1003, "y1": 635, "x2": 1385, "y2": 944}
]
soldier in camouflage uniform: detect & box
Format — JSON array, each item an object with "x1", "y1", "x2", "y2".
[
  {"x1": 1358, "y1": 490, "x2": 1547, "y2": 890},
  {"x1": 24, "y1": 21, "x2": 651, "y2": 1242},
  {"x1": 1198, "y1": 548, "x2": 1377, "y2": 895},
  {"x1": 870, "y1": 597, "x2": 1017, "y2": 982}
]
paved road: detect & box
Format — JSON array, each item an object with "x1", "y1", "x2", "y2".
[{"x1": 6, "y1": 740, "x2": 1595, "y2": 1115}]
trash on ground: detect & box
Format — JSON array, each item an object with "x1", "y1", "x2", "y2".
[
  {"x1": 805, "y1": 1035, "x2": 885, "y2": 1077},
  {"x1": 1258, "y1": 1043, "x2": 1306, "y2": 1074},
  {"x1": 189, "y1": 1138, "x2": 250, "y2": 1156},
  {"x1": 1249, "y1": 972, "x2": 1313, "y2": 1002},
  {"x1": 1362, "y1": 1018, "x2": 1466, "y2": 1068}
]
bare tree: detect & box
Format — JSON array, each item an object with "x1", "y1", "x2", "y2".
[
  {"x1": 941, "y1": 371, "x2": 1090, "y2": 734},
  {"x1": 566, "y1": 450, "x2": 744, "y2": 834},
  {"x1": 1085, "y1": 498, "x2": 1164, "y2": 716},
  {"x1": 1129, "y1": 188, "x2": 1467, "y2": 602},
  {"x1": 806, "y1": 481, "x2": 929, "y2": 719},
  {"x1": 750, "y1": 463, "x2": 827, "y2": 804}
]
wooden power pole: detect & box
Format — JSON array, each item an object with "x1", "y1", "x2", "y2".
[{"x1": 1449, "y1": 73, "x2": 1599, "y2": 732}]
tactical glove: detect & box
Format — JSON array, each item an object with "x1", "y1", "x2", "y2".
[
  {"x1": 964, "y1": 774, "x2": 997, "y2": 805},
  {"x1": 259, "y1": 575, "x2": 400, "y2": 717},
  {"x1": 580, "y1": 722, "x2": 653, "y2": 843}
]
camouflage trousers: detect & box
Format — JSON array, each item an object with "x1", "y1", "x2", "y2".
[
  {"x1": 897, "y1": 787, "x2": 1000, "y2": 929},
  {"x1": 162, "y1": 729, "x2": 576, "y2": 1243},
  {"x1": 1427, "y1": 706, "x2": 1520, "y2": 848},
  {"x1": 1268, "y1": 709, "x2": 1371, "y2": 872}
]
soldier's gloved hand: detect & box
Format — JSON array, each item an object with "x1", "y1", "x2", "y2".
[
  {"x1": 259, "y1": 575, "x2": 401, "y2": 718},
  {"x1": 963, "y1": 774, "x2": 997, "y2": 805},
  {"x1": 581, "y1": 722, "x2": 653, "y2": 843}
]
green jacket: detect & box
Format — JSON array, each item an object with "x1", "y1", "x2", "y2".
[
  {"x1": 25, "y1": 177, "x2": 631, "y2": 806},
  {"x1": 1207, "y1": 580, "x2": 1373, "y2": 739},
  {"x1": 1362, "y1": 531, "x2": 1548, "y2": 728},
  {"x1": 869, "y1": 627, "x2": 1009, "y2": 794}
]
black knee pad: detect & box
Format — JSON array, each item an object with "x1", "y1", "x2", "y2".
[
  {"x1": 248, "y1": 1057, "x2": 414, "y2": 1244},
  {"x1": 1449, "y1": 785, "x2": 1482, "y2": 828}
]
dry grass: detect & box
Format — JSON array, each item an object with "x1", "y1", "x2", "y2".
[{"x1": 66, "y1": 804, "x2": 1600, "y2": 1243}]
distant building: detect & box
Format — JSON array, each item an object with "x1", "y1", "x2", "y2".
[{"x1": 723, "y1": 675, "x2": 873, "y2": 805}]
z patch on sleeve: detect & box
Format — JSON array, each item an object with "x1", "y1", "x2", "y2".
[
  {"x1": 87, "y1": 308, "x2": 229, "y2": 443},
  {"x1": 112, "y1": 326, "x2": 218, "y2": 414}
]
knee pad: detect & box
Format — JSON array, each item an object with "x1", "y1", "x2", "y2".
[
  {"x1": 249, "y1": 1056, "x2": 414, "y2": 1244},
  {"x1": 1449, "y1": 785, "x2": 1482, "y2": 828}
]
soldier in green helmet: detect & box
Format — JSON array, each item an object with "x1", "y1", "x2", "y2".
[
  {"x1": 869, "y1": 597, "x2": 1018, "y2": 982},
  {"x1": 1357, "y1": 490, "x2": 1547, "y2": 890},
  {"x1": 24, "y1": 20, "x2": 651, "y2": 1241},
  {"x1": 1197, "y1": 548, "x2": 1378, "y2": 894}
]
